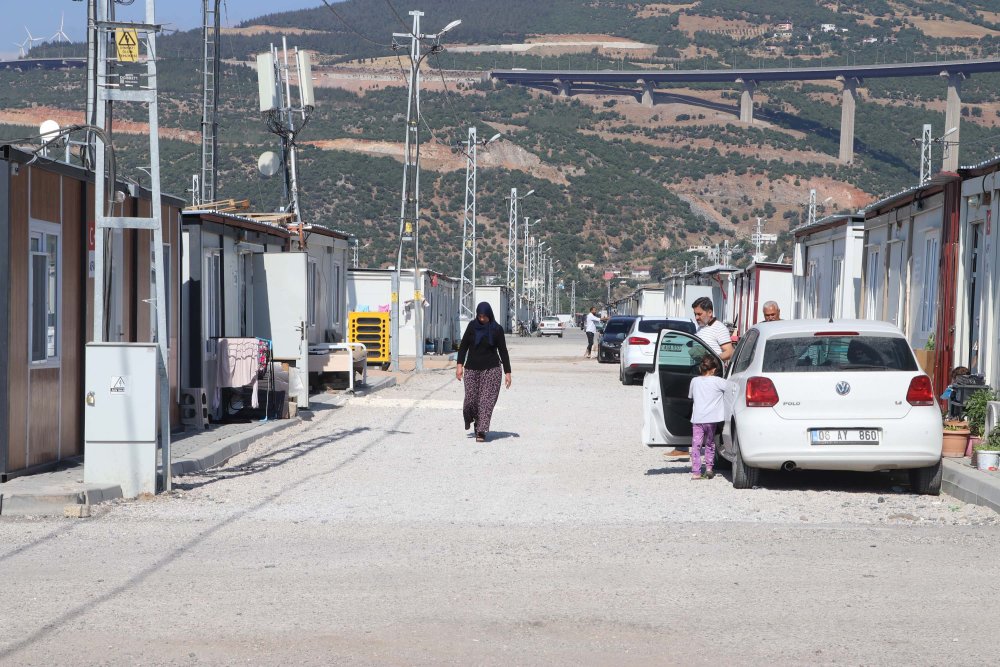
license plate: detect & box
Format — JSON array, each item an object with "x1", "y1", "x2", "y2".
[
  {"x1": 663, "y1": 343, "x2": 682, "y2": 352},
  {"x1": 809, "y1": 428, "x2": 880, "y2": 445}
]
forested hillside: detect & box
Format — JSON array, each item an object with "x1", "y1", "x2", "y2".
[{"x1": 10, "y1": 0, "x2": 1000, "y2": 303}]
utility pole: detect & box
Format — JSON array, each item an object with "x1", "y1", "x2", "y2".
[
  {"x1": 91, "y1": 0, "x2": 171, "y2": 491},
  {"x1": 920, "y1": 123, "x2": 933, "y2": 185},
  {"x1": 808, "y1": 188, "x2": 817, "y2": 226},
  {"x1": 506, "y1": 188, "x2": 518, "y2": 322},
  {"x1": 570, "y1": 280, "x2": 576, "y2": 316},
  {"x1": 459, "y1": 126, "x2": 478, "y2": 328},
  {"x1": 390, "y1": 12, "x2": 461, "y2": 370},
  {"x1": 459, "y1": 129, "x2": 499, "y2": 330},
  {"x1": 199, "y1": 0, "x2": 222, "y2": 205},
  {"x1": 752, "y1": 217, "x2": 766, "y2": 262}
]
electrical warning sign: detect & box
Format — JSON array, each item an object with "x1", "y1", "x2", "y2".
[
  {"x1": 116, "y1": 29, "x2": 139, "y2": 62},
  {"x1": 110, "y1": 376, "x2": 128, "y2": 395}
]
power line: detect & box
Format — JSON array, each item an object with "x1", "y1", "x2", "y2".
[
  {"x1": 384, "y1": 0, "x2": 415, "y2": 37},
  {"x1": 320, "y1": 0, "x2": 390, "y2": 47}
]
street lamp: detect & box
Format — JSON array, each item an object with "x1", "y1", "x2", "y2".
[
  {"x1": 458, "y1": 127, "x2": 501, "y2": 329},
  {"x1": 535, "y1": 241, "x2": 547, "y2": 322},
  {"x1": 390, "y1": 11, "x2": 461, "y2": 373}
]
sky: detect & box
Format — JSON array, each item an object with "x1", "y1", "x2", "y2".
[{"x1": 0, "y1": 0, "x2": 326, "y2": 59}]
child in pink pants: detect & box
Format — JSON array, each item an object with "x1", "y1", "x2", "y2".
[{"x1": 688, "y1": 355, "x2": 728, "y2": 480}]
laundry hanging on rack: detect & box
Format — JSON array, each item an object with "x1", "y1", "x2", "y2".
[{"x1": 215, "y1": 337, "x2": 262, "y2": 410}]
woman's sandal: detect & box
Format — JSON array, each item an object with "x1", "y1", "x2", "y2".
[{"x1": 476, "y1": 432, "x2": 486, "y2": 442}]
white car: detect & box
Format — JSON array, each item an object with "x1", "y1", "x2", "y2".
[
  {"x1": 538, "y1": 316, "x2": 565, "y2": 337},
  {"x1": 619, "y1": 316, "x2": 696, "y2": 385},
  {"x1": 642, "y1": 319, "x2": 943, "y2": 495}
]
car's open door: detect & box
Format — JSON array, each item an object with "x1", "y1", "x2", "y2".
[{"x1": 642, "y1": 329, "x2": 722, "y2": 446}]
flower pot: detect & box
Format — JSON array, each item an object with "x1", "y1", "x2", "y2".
[
  {"x1": 976, "y1": 450, "x2": 1000, "y2": 472},
  {"x1": 942, "y1": 428, "x2": 971, "y2": 457},
  {"x1": 967, "y1": 436, "x2": 983, "y2": 458}
]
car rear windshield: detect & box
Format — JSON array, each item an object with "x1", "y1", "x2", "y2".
[
  {"x1": 638, "y1": 319, "x2": 696, "y2": 335},
  {"x1": 602, "y1": 319, "x2": 634, "y2": 340},
  {"x1": 761, "y1": 335, "x2": 919, "y2": 373}
]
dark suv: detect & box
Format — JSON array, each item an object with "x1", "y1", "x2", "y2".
[{"x1": 597, "y1": 316, "x2": 637, "y2": 363}]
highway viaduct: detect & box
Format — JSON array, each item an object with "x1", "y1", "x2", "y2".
[{"x1": 491, "y1": 58, "x2": 1000, "y2": 169}]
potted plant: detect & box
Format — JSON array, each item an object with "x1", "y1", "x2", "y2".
[
  {"x1": 963, "y1": 388, "x2": 997, "y2": 455},
  {"x1": 973, "y1": 429, "x2": 1000, "y2": 472},
  {"x1": 942, "y1": 419, "x2": 971, "y2": 458}
]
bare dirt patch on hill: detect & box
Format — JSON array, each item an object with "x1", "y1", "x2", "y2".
[
  {"x1": 0, "y1": 106, "x2": 198, "y2": 143},
  {"x1": 222, "y1": 25, "x2": 329, "y2": 37},
  {"x1": 303, "y1": 138, "x2": 570, "y2": 184},
  {"x1": 636, "y1": 3, "x2": 697, "y2": 18},
  {"x1": 909, "y1": 16, "x2": 1000, "y2": 38}
]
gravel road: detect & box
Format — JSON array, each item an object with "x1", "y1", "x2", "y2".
[{"x1": 1, "y1": 328, "x2": 999, "y2": 666}]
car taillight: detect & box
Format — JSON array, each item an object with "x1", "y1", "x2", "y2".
[
  {"x1": 906, "y1": 375, "x2": 935, "y2": 406},
  {"x1": 746, "y1": 377, "x2": 779, "y2": 407},
  {"x1": 628, "y1": 336, "x2": 650, "y2": 345}
]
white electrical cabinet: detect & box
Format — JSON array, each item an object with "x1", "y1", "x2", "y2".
[{"x1": 84, "y1": 343, "x2": 158, "y2": 497}]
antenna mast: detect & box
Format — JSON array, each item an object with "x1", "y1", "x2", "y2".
[{"x1": 199, "y1": 0, "x2": 222, "y2": 205}]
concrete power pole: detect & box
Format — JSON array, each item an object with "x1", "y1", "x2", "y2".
[
  {"x1": 570, "y1": 280, "x2": 576, "y2": 316},
  {"x1": 390, "y1": 11, "x2": 460, "y2": 369},
  {"x1": 808, "y1": 188, "x2": 817, "y2": 226}
]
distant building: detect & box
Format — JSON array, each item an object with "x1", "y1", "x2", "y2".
[
  {"x1": 631, "y1": 266, "x2": 652, "y2": 280},
  {"x1": 820, "y1": 23, "x2": 836, "y2": 33},
  {"x1": 862, "y1": 37, "x2": 878, "y2": 44},
  {"x1": 577, "y1": 260, "x2": 595, "y2": 270},
  {"x1": 686, "y1": 244, "x2": 713, "y2": 254},
  {"x1": 776, "y1": 21, "x2": 793, "y2": 33}
]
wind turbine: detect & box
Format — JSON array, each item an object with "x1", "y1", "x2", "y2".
[
  {"x1": 50, "y1": 14, "x2": 71, "y2": 44},
  {"x1": 23, "y1": 27, "x2": 45, "y2": 54},
  {"x1": 13, "y1": 39, "x2": 29, "y2": 59}
]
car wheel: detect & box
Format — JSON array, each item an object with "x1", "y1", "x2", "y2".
[
  {"x1": 731, "y1": 428, "x2": 759, "y2": 489},
  {"x1": 559, "y1": 333, "x2": 564, "y2": 338},
  {"x1": 909, "y1": 460, "x2": 942, "y2": 496},
  {"x1": 619, "y1": 366, "x2": 627, "y2": 384}
]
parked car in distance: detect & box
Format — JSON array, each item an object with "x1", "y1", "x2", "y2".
[
  {"x1": 556, "y1": 314, "x2": 573, "y2": 326},
  {"x1": 597, "y1": 316, "x2": 637, "y2": 363},
  {"x1": 539, "y1": 316, "x2": 565, "y2": 337},
  {"x1": 641, "y1": 319, "x2": 943, "y2": 495},
  {"x1": 620, "y1": 317, "x2": 696, "y2": 385}
]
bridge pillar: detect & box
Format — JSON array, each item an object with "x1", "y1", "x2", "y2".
[
  {"x1": 837, "y1": 76, "x2": 861, "y2": 165},
  {"x1": 640, "y1": 81, "x2": 655, "y2": 108},
  {"x1": 553, "y1": 79, "x2": 571, "y2": 97},
  {"x1": 941, "y1": 71, "x2": 965, "y2": 171},
  {"x1": 736, "y1": 78, "x2": 755, "y2": 124}
]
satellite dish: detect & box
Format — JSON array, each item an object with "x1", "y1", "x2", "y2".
[
  {"x1": 257, "y1": 151, "x2": 280, "y2": 178},
  {"x1": 39, "y1": 119, "x2": 61, "y2": 144}
]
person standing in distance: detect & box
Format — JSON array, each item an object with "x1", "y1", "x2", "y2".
[
  {"x1": 762, "y1": 301, "x2": 781, "y2": 322},
  {"x1": 664, "y1": 297, "x2": 734, "y2": 461},
  {"x1": 584, "y1": 306, "x2": 602, "y2": 358},
  {"x1": 456, "y1": 302, "x2": 512, "y2": 443}
]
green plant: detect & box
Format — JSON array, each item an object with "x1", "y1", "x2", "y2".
[
  {"x1": 943, "y1": 419, "x2": 969, "y2": 432},
  {"x1": 963, "y1": 388, "x2": 996, "y2": 437},
  {"x1": 982, "y1": 427, "x2": 1000, "y2": 451},
  {"x1": 925, "y1": 334, "x2": 935, "y2": 351}
]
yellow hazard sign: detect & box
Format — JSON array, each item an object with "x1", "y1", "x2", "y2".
[{"x1": 116, "y1": 28, "x2": 139, "y2": 62}]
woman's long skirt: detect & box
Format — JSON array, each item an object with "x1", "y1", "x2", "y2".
[{"x1": 462, "y1": 366, "x2": 503, "y2": 433}]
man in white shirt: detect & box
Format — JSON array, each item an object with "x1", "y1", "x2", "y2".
[
  {"x1": 584, "y1": 307, "x2": 602, "y2": 358},
  {"x1": 664, "y1": 297, "x2": 734, "y2": 461},
  {"x1": 692, "y1": 297, "x2": 734, "y2": 362}
]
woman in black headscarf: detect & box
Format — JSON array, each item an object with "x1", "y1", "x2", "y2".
[{"x1": 456, "y1": 302, "x2": 512, "y2": 442}]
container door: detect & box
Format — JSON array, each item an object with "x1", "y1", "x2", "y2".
[{"x1": 254, "y1": 252, "x2": 309, "y2": 409}]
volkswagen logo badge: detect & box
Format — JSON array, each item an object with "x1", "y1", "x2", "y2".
[{"x1": 835, "y1": 381, "x2": 851, "y2": 396}]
